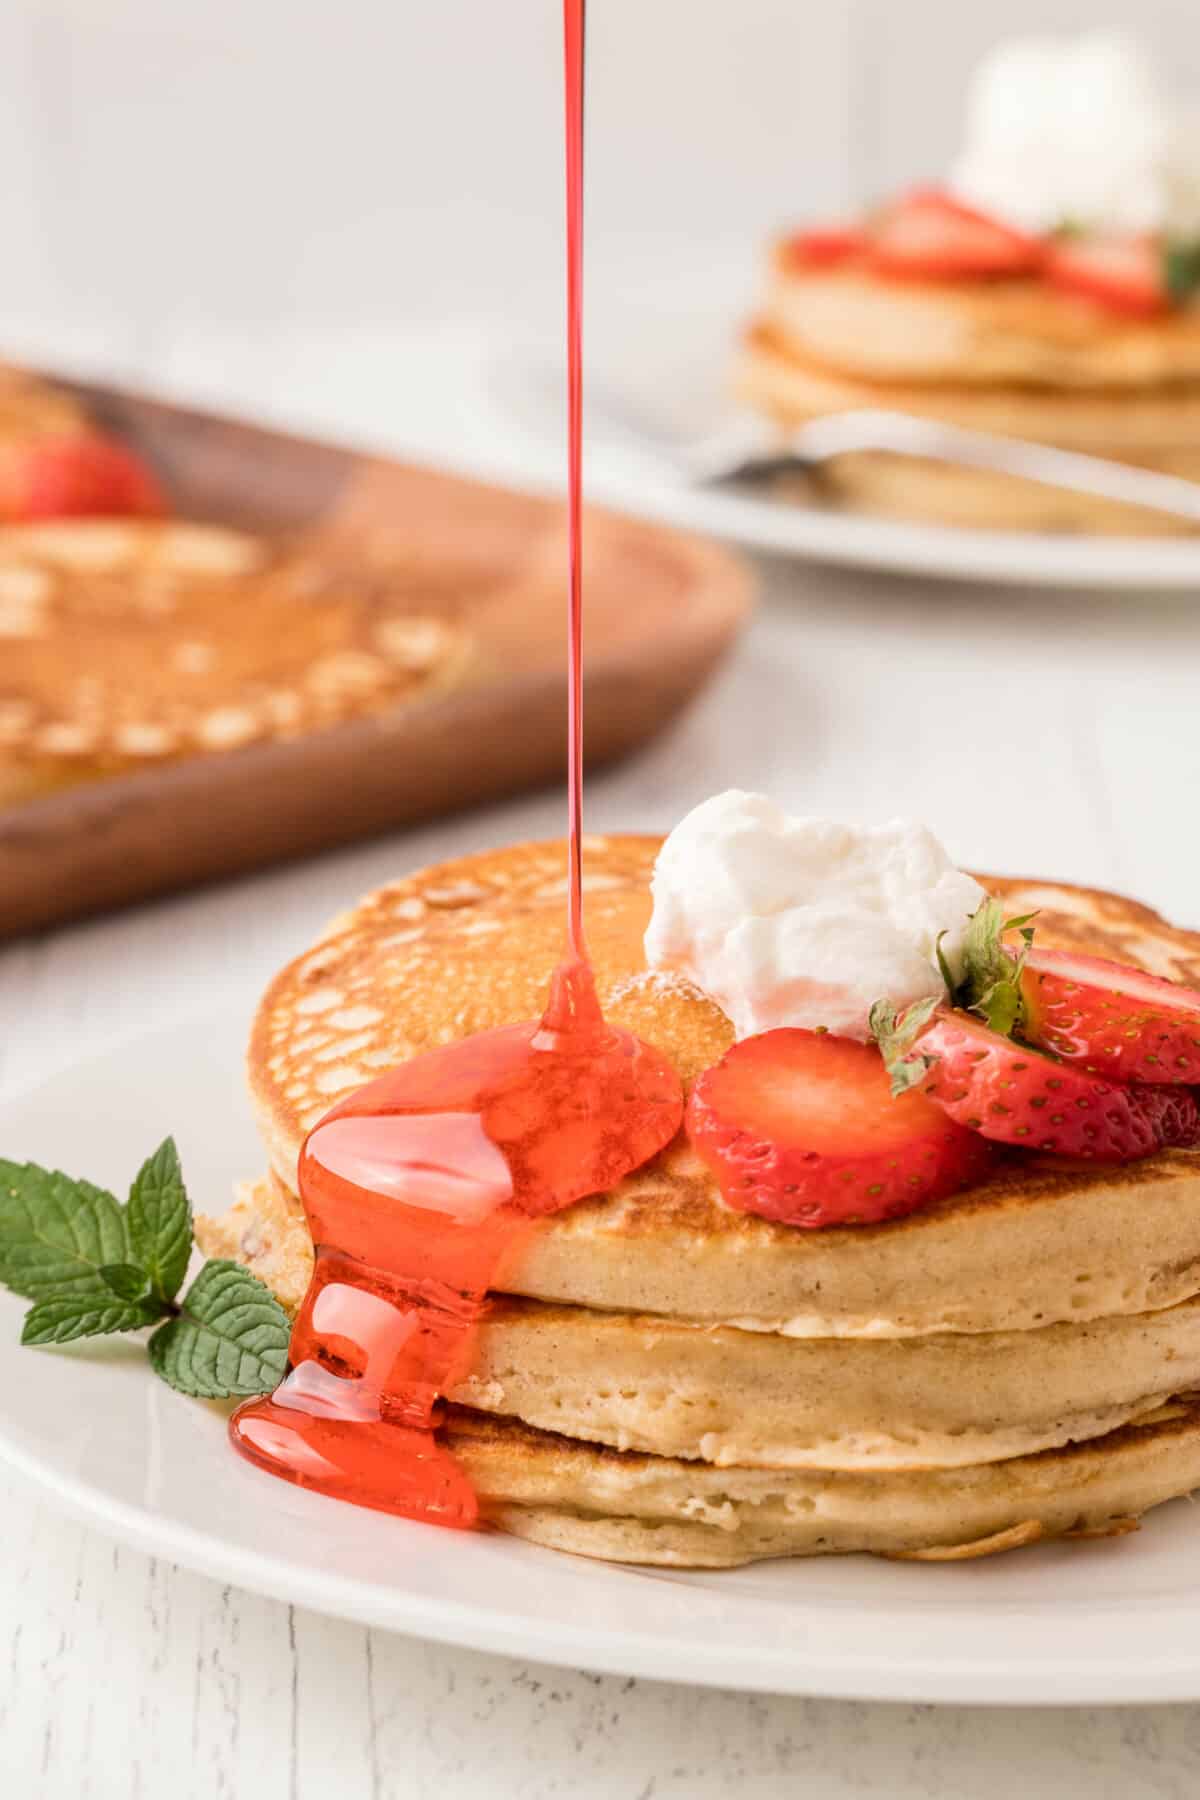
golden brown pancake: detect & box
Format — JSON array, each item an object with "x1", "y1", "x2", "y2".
[
  {"x1": 449, "y1": 1398, "x2": 1200, "y2": 1567},
  {"x1": 199, "y1": 1185, "x2": 1200, "y2": 1472},
  {"x1": 0, "y1": 520, "x2": 476, "y2": 807},
  {"x1": 198, "y1": 838, "x2": 1200, "y2": 1562}
]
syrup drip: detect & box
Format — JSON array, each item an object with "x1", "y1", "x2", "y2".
[{"x1": 230, "y1": 0, "x2": 684, "y2": 1526}]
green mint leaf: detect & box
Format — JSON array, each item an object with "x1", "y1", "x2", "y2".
[
  {"x1": 21, "y1": 1292, "x2": 161, "y2": 1346},
  {"x1": 869, "y1": 996, "x2": 938, "y2": 1096},
  {"x1": 100, "y1": 1262, "x2": 152, "y2": 1302},
  {"x1": 147, "y1": 1261, "x2": 290, "y2": 1399},
  {"x1": 127, "y1": 1136, "x2": 192, "y2": 1303},
  {"x1": 0, "y1": 1160, "x2": 130, "y2": 1301},
  {"x1": 954, "y1": 901, "x2": 1038, "y2": 1038}
]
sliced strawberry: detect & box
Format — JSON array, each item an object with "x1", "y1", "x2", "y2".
[
  {"x1": 0, "y1": 432, "x2": 165, "y2": 522},
  {"x1": 869, "y1": 188, "x2": 1040, "y2": 279},
  {"x1": 686, "y1": 1028, "x2": 992, "y2": 1229},
  {"x1": 1134, "y1": 1084, "x2": 1200, "y2": 1151},
  {"x1": 1020, "y1": 949, "x2": 1200, "y2": 1083},
  {"x1": 1044, "y1": 235, "x2": 1169, "y2": 317},
  {"x1": 784, "y1": 223, "x2": 868, "y2": 269},
  {"x1": 878, "y1": 1003, "x2": 1185, "y2": 1162}
]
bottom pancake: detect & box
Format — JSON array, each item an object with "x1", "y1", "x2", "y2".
[{"x1": 447, "y1": 1397, "x2": 1200, "y2": 1568}]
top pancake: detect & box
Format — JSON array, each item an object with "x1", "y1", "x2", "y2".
[
  {"x1": 763, "y1": 246, "x2": 1200, "y2": 389},
  {"x1": 0, "y1": 520, "x2": 475, "y2": 804},
  {"x1": 247, "y1": 836, "x2": 1200, "y2": 1337}
]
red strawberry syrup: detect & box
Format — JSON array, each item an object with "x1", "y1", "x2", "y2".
[{"x1": 230, "y1": 0, "x2": 683, "y2": 1526}]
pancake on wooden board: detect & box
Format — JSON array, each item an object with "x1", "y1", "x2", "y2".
[
  {"x1": 0, "y1": 519, "x2": 476, "y2": 808},
  {"x1": 198, "y1": 837, "x2": 1200, "y2": 1561},
  {"x1": 0, "y1": 365, "x2": 88, "y2": 439}
]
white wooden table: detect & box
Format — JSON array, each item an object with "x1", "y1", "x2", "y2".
[{"x1": 5, "y1": 376, "x2": 1200, "y2": 1791}]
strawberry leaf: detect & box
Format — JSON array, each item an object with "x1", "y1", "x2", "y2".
[
  {"x1": 956, "y1": 901, "x2": 1037, "y2": 1038},
  {"x1": 147, "y1": 1261, "x2": 290, "y2": 1399},
  {"x1": 869, "y1": 997, "x2": 938, "y2": 1096}
]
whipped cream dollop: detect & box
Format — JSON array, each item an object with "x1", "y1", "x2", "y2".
[
  {"x1": 643, "y1": 792, "x2": 986, "y2": 1043},
  {"x1": 949, "y1": 32, "x2": 1200, "y2": 239}
]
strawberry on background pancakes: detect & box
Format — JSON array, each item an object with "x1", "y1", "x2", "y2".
[{"x1": 0, "y1": 363, "x2": 163, "y2": 523}]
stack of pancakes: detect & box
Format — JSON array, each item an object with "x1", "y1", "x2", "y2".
[
  {"x1": 199, "y1": 838, "x2": 1200, "y2": 1565},
  {"x1": 737, "y1": 246, "x2": 1200, "y2": 533},
  {"x1": 0, "y1": 520, "x2": 475, "y2": 809}
]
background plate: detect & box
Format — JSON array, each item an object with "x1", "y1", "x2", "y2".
[
  {"x1": 4, "y1": 1013, "x2": 1200, "y2": 1705},
  {"x1": 482, "y1": 316, "x2": 1200, "y2": 593}
]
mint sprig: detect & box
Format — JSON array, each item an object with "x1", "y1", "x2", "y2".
[
  {"x1": 22, "y1": 1293, "x2": 161, "y2": 1346},
  {"x1": 0, "y1": 1140, "x2": 289, "y2": 1398},
  {"x1": 127, "y1": 1137, "x2": 192, "y2": 1304},
  {"x1": 0, "y1": 1161, "x2": 130, "y2": 1300},
  {"x1": 148, "y1": 1261, "x2": 290, "y2": 1398}
]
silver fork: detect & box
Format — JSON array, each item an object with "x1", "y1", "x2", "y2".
[
  {"x1": 492, "y1": 354, "x2": 1200, "y2": 527},
  {"x1": 671, "y1": 407, "x2": 1200, "y2": 526},
  {"x1": 491, "y1": 352, "x2": 1200, "y2": 526}
]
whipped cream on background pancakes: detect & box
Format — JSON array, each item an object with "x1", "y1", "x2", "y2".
[
  {"x1": 950, "y1": 31, "x2": 1200, "y2": 240},
  {"x1": 643, "y1": 791, "x2": 985, "y2": 1042}
]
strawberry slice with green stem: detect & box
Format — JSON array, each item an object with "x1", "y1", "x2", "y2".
[
  {"x1": 872, "y1": 1001, "x2": 1200, "y2": 1161},
  {"x1": 686, "y1": 1028, "x2": 993, "y2": 1229},
  {"x1": 1020, "y1": 948, "x2": 1200, "y2": 1083}
]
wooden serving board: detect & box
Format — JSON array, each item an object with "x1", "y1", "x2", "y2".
[{"x1": 0, "y1": 377, "x2": 753, "y2": 938}]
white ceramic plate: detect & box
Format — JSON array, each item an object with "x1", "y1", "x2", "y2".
[
  {"x1": 483, "y1": 327, "x2": 1200, "y2": 592},
  {"x1": 6, "y1": 1013, "x2": 1200, "y2": 1705}
]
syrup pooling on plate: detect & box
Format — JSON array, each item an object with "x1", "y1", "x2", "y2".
[{"x1": 230, "y1": 0, "x2": 684, "y2": 1525}]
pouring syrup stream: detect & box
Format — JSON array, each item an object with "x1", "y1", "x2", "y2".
[
  {"x1": 230, "y1": 0, "x2": 683, "y2": 1526},
  {"x1": 564, "y1": 0, "x2": 585, "y2": 963}
]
